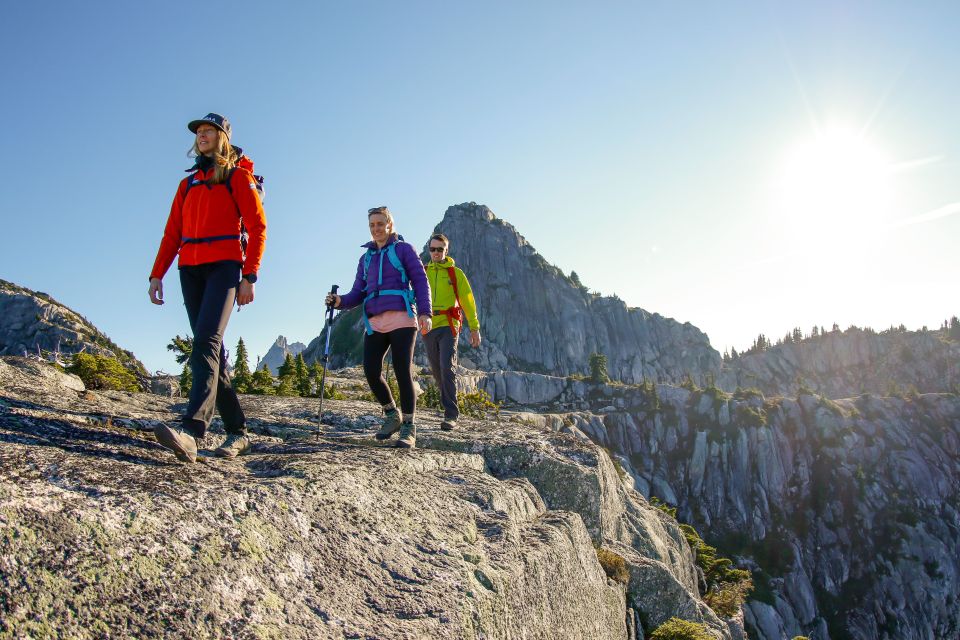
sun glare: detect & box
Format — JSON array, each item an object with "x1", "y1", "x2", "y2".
[{"x1": 776, "y1": 125, "x2": 895, "y2": 239}]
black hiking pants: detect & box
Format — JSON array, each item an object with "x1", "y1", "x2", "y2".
[
  {"x1": 363, "y1": 327, "x2": 417, "y2": 416},
  {"x1": 179, "y1": 261, "x2": 246, "y2": 438},
  {"x1": 424, "y1": 326, "x2": 459, "y2": 421}
]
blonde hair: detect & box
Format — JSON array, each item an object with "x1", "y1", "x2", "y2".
[{"x1": 189, "y1": 129, "x2": 237, "y2": 185}]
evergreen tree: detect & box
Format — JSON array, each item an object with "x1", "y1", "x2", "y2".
[
  {"x1": 232, "y1": 337, "x2": 253, "y2": 393},
  {"x1": 309, "y1": 361, "x2": 325, "y2": 397},
  {"x1": 570, "y1": 271, "x2": 586, "y2": 290},
  {"x1": 730, "y1": 347, "x2": 738, "y2": 359},
  {"x1": 589, "y1": 352, "x2": 610, "y2": 384},
  {"x1": 276, "y1": 354, "x2": 297, "y2": 396},
  {"x1": 278, "y1": 353, "x2": 296, "y2": 379},
  {"x1": 167, "y1": 335, "x2": 193, "y2": 364},
  {"x1": 250, "y1": 363, "x2": 275, "y2": 395},
  {"x1": 792, "y1": 327, "x2": 803, "y2": 342},
  {"x1": 951, "y1": 316, "x2": 960, "y2": 341},
  {"x1": 295, "y1": 353, "x2": 311, "y2": 397},
  {"x1": 179, "y1": 364, "x2": 192, "y2": 396},
  {"x1": 811, "y1": 326, "x2": 819, "y2": 338}
]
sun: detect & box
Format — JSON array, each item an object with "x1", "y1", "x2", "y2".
[{"x1": 775, "y1": 124, "x2": 895, "y2": 239}]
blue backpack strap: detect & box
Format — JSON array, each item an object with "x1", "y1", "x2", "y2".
[
  {"x1": 358, "y1": 244, "x2": 414, "y2": 335},
  {"x1": 385, "y1": 243, "x2": 407, "y2": 283}
]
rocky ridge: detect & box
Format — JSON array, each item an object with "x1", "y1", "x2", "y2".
[
  {"x1": 0, "y1": 356, "x2": 741, "y2": 639},
  {"x1": 464, "y1": 367, "x2": 960, "y2": 640},
  {"x1": 718, "y1": 326, "x2": 960, "y2": 398},
  {"x1": 0, "y1": 279, "x2": 144, "y2": 375}
]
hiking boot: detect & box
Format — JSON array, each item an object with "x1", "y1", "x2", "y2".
[
  {"x1": 154, "y1": 422, "x2": 198, "y2": 463},
  {"x1": 375, "y1": 412, "x2": 403, "y2": 441},
  {"x1": 395, "y1": 422, "x2": 416, "y2": 449},
  {"x1": 214, "y1": 434, "x2": 250, "y2": 459},
  {"x1": 440, "y1": 420, "x2": 457, "y2": 431}
]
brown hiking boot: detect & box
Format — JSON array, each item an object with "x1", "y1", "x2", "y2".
[
  {"x1": 154, "y1": 422, "x2": 198, "y2": 463},
  {"x1": 375, "y1": 412, "x2": 403, "y2": 441},
  {"x1": 440, "y1": 420, "x2": 457, "y2": 431},
  {"x1": 395, "y1": 422, "x2": 416, "y2": 449},
  {"x1": 214, "y1": 434, "x2": 250, "y2": 459}
]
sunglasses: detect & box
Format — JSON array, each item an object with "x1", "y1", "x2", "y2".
[{"x1": 429, "y1": 247, "x2": 446, "y2": 253}]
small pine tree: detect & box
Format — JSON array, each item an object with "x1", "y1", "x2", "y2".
[
  {"x1": 309, "y1": 361, "x2": 325, "y2": 397},
  {"x1": 167, "y1": 335, "x2": 193, "y2": 364},
  {"x1": 277, "y1": 353, "x2": 296, "y2": 379},
  {"x1": 232, "y1": 337, "x2": 253, "y2": 393},
  {"x1": 179, "y1": 363, "x2": 192, "y2": 396},
  {"x1": 294, "y1": 353, "x2": 311, "y2": 397},
  {"x1": 250, "y1": 363, "x2": 275, "y2": 395},
  {"x1": 589, "y1": 352, "x2": 610, "y2": 384}
]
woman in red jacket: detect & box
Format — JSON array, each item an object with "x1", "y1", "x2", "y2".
[{"x1": 148, "y1": 113, "x2": 267, "y2": 463}]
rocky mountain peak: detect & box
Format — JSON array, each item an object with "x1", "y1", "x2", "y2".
[
  {"x1": 258, "y1": 335, "x2": 306, "y2": 374},
  {"x1": 428, "y1": 203, "x2": 719, "y2": 382}
]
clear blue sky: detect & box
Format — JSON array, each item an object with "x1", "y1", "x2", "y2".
[{"x1": 2, "y1": 1, "x2": 958, "y2": 373}]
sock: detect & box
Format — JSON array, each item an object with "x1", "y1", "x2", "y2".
[
  {"x1": 383, "y1": 404, "x2": 398, "y2": 416},
  {"x1": 402, "y1": 413, "x2": 415, "y2": 424}
]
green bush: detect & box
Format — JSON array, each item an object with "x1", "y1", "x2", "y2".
[
  {"x1": 595, "y1": 547, "x2": 630, "y2": 585},
  {"x1": 67, "y1": 353, "x2": 140, "y2": 392},
  {"x1": 321, "y1": 382, "x2": 345, "y2": 400},
  {"x1": 419, "y1": 382, "x2": 442, "y2": 409},
  {"x1": 459, "y1": 389, "x2": 501, "y2": 419},
  {"x1": 705, "y1": 578, "x2": 754, "y2": 618},
  {"x1": 650, "y1": 617, "x2": 713, "y2": 640}
]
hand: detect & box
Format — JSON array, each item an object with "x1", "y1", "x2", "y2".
[
  {"x1": 419, "y1": 316, "x2": 432, "y2": 335},
  {"x1": 149, "y1": 278, "x2": 164, "y2": 305},
  {"x1": 470, "y1": 329, "x2": 481, "y2": 348},
  {"x1": 325, "y1": 294, "x2": 341, "y2": 308},
  {"x1": 237, "y1": 279, "x2": 255, "y2": 306}
]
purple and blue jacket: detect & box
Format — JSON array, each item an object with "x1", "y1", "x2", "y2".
[{"x1": 338, "y1": 235, "x2": 432, "y2": 319}]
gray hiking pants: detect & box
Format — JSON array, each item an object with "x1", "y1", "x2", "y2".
[{"x1": 424, "y1": 326, "x2": 459, "y2": 421}]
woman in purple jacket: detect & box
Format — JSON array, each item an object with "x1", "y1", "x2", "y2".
[{"x1": 326, "y1": 207, "x2": 432, "y2": 449}]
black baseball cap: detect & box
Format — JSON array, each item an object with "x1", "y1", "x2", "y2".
[{"x1": 187, "y1": 113, "x2": 231, "y2": 137}]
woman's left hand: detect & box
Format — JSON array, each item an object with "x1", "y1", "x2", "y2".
[
  {"x1": 237, "y1": 280, "x2": 255, "y2": 306},
  {"x1": 418, "y1": 316, "x2": 432, "y2": 335}
]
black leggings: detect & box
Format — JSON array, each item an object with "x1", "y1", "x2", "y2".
[
  {"x1": 179, "y1": 261, "x2": 245, "y2": 438},
  {"x1": 363, "y1": 327, "x2": 417, "y2": 415}
]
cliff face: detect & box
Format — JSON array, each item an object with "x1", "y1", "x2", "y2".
[
  {"x1": 0, "y1": 356, "x2": 737, "y2": 640},
  {"x1": 0, "y1": 278, "x2": 145, "y2": 375},
  {"x1": 428, "y1": 203, "x2": 719, "y2": 383},
  {"x1": 718, "y1": 326, "x2": 960, "y2": 398},
  {"x1": 469, "y1": 369, "x2": 960, "y2": 640}
]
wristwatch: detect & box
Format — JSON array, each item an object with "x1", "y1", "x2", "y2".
[{"x1": 242, "y1": 273, "x2": 258, "y2": 284}]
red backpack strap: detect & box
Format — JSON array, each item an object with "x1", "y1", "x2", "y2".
[
  {"x1": 447, "y1": 266, "x2": 462, "y2": 308},
  {"x1": 444, "y1": 266, "x2": 466, "y2": 338}
]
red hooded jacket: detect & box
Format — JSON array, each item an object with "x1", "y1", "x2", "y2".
[{"x1": 150, "y1": 159, "x2": 266, "y2": 280}]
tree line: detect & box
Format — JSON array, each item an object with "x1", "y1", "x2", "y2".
[{"x1": 168, "y1": 336, "x2": 341, "y2": 398}]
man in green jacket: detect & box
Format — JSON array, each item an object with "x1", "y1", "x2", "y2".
[{"x1": 424, "y1": 233, "x2": 481, "y2": 430}]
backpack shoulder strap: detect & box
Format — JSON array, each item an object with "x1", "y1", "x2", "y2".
[
  {"x1": 183, "y1": 172, "x2": 200, "y2": 199},
  {"x1": 447, "y1": 266, "x2": 462, "y2": 307},
  {"x1": 386, "y1": 243, "x2": 408, "y2": 283},
  {"x1": 362, "y1": 249, "x2": 375, "y2": 288},
  {"x1": 223, "y1": 166, "x2": 240, "y2": 195}
]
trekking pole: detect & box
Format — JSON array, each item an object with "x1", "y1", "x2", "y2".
[{"x1": 316, "y1": 284, "x2": 339, "y2": 439}]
